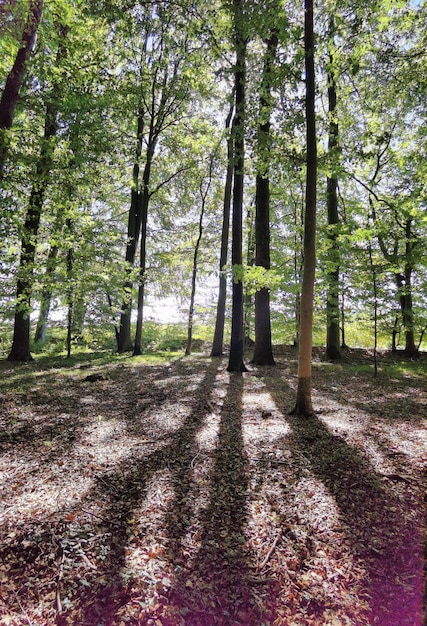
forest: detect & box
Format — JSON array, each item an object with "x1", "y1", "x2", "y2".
[{"x1": 0, "y1": 0, "x2": 426, "y2": 624}]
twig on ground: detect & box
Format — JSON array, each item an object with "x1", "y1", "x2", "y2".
[
  {"x1": 258, "y1": 531, "x2": 282, "y2": 571},
  {"x1": 13, "y1": 590, "x2": 33, "y2": 626}
]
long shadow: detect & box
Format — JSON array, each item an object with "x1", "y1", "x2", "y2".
[
  {"x1": 71, "y1": 358, "x2": 222, "y2": 625},
  {"x1": 261, "y1": 368, "x2": 424, "y2": 626},
  {"x1": 166, "y1": 373, "x2": 279, "y2": 625}
]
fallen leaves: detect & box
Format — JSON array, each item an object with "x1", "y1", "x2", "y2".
[{"x1": 0, "y1": 348, "x2": 425, "y2": 625}]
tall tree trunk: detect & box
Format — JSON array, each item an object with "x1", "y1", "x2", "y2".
[
  {"x1": 211, "y1": 103, "x2": 234, "y2": 357},
  {"x1": 244, "y1": 203, "x2": 255, "y2": 345},
  {"x1": 325, "y1": 20, "x2": 341, "y2": 360},
  {"x1": 66, "y1": 219, "x2": 73, "y2": 359},
  {"x1": 133, "y1": 143, "x2": 154, "y2": 356},
  {"x1": 7, "y1": 26, "x2": 67, "y2": 361},
  {"x1": 0, "y1": 0, "x2": 44, "y2": 183},
  {"x1": 186, "y1": 164, "x2": 212, "y2": 356},
  {"x1": 118, "y1": 108, "x2": 145, "y2": 353},
  {"x1": 290, "y1": 0, "x2": 317, "y2": 416},
  {"x1": 368, "y1": 241, "x2": 378, "y2": 377},
  {"x1": 252, "y1": 30, "x2": 278, "y2": 366},
  {"x1": 227, "y1": 0, "x2": 247, "y2": 373}
]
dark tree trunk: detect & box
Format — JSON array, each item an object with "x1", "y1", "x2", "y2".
[
  {"x1": 244, "y1": 204, "x2": 255, "y2": 345},
  {"x1": 118, "y1": 109, "x2": 145, "y2": 353},
  {"x1": 395, "y1": 269, "x2": 417, "y2": 356},
  {"x1": 186, "y1": 158, "x2": 212, "y2": 356},
  {"x1": 7, "y1": 25, "x2": 68, "y2": 361},
  {"x1": 227, "y1": 0, "x2": 247, "y2": 373},
  {"x1": 0, "y1": 0, "x2": 44, "y2": 182},
  {"x1": 290, "y1": 0, "x2": 317, "y2": 416},
  {"x1": 251, "y1": 30, "x2": 277, "y2": 366},
  {"x1": 391, "y1": 315, "x2": 399, "y2": 352},
  {"x1": 368, "y1": 241, "x2": 378, "y2": 377},
  {"x1": 133, "y1": 144, "x2": 154, "y2": 356},
  {"x1": 211, "y1": 104, "x2": 234, "y2": 357},
  {"x1": 325, "y1": 21, "x2": 341, "y2": 360}
]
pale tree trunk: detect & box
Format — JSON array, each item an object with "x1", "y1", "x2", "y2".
[
  {"x1": 211, "y1": 103, "x2": 234, "y2": 357},
  {"x1": 34, "y1": 243, "x2": 59, "y2": 344},
  {"x1": 66, "y1": 219, "x2": 73, "y2": 359},
  {"x1": 325, "y1": 19, "x2": 341, "y2": 360},
  {"x1": 227, "y1": 0, "x2": 247, "y2": 373},
  {"x1": 290, "y1": 0, "x2": 317, "y2": 416},
  {"x1": 0, "y1": 0, "x2": 44, "y2": 183},
  {"x1": 252, "y1": 29, "x2": 278, "y2": 366}
]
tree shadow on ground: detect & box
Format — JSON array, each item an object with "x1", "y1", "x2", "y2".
[
  {"x1": 67, "y1": 358, "x2": 223, "y2": 625},
  {"x1": 166, "y1": 372, "x2": 279, "y2": 625},
  {"x1": 260, "y1": 367, "x2": 424, "y2": 626}
]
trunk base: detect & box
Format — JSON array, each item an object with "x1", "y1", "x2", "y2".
[
  {"x1": 289, "y1": 377, "x2": 314, "y2": 417},
  {"x1": 326, "y1": 345, "x2": 341, "y2": 360},
  {"x1": 7, "y1": 348, "x2": 34, "y2": 362},
  {"x1": 251, "y1": 354, "x2": 275, "y2": 366}
]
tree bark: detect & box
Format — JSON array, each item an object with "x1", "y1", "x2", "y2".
[
  {"x1": 0, "y1": 0, "x2": 44, "y2": 183},
  {"x1": 132, "y1": 152, "x2": 152, "y2": 356},
  {"x1": 290, "y1": 0, "x2": 317, "y2": 415},
  {"x1": 227, "y1": 0, "x2": 247, "y2": 373},
  {"x1": 7, "y1": 26, "x2": 67, "y2": 362},
  {"x1": 118, "y1": 108, "x2": 145, "y2": 353},
  {"x1": 211, "y1": 103, "x2": 234, "y2": 357},
  {"x1": 251, "y1": 30, "x2": 277, "y2": 366},
  {"x1": 185, "y1": 168, "x2": 211, "y2": 356},
  {"x1": 325, "y1": 20, "x2": 341, "y2": 360}
]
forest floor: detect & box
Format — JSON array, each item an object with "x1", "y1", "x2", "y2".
[{"x1": 0, "y1": 345, "x2": 426, "y2": 626}]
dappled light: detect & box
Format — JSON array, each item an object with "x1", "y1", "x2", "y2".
[{"x1": 0, "y1": 349, "x2": 425, "y2": 625}]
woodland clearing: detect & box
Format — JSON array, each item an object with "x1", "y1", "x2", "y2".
[{"x1": 0, "y1": 346, "x2": 426, "y2": 626}]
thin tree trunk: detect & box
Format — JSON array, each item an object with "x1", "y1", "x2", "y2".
[
  {"x1": 340, "y1": 290, "x2": 347, "y2": 349},
  {"x1": 133, "y1": 143, "x2": 154, "y2": 356},
  {"x1": 34, "y1": 243, "x2": 59, "y2": 344},
  {"x1": 244, "y1": 203, "x2": 255, "y2": 345},
  {"x1": 0, "y1": 0, "x2": 44, "y2": 182},
  {"x1": 7, "y1": 26, "x2": 67, "y2": 361},
  {"x1": 66, "y1": 219, "x2": 73, "y2": 359},
  {"x1": 118, "y1": 108, "x2": 145, "y2": 353},
  {"x1": 325, "y1": 19, "x2": 341, "y2": 360},
  {"x1": 227, "y1": 0, "x2": 247, "y2": 373},
  {"x1": 368, "y1": 242, "x2": 378, "y2": 377},
  {"x1": 290, "y1": 0, "x2": 317, "y2": 416},
  {"x1": 252, "y1": 30, "x2": 277, "y2": 366},
  {"x1": 211, "y1": 103, "x2": 234, "y2": 357},
  {"x1": 186, "y1": 164, "x2": 212, "y2": 356}
]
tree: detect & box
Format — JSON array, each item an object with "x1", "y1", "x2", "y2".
[
  {"x1": 0, "y1": 0, "x2": 44, "y2": 183},
  {"x1": 211, "y1": 101, "x2": 234, "y2": 357},
  {"x1": 251, "y1": 28, "x2": 278, "y2": 366},
  {"x1": 185, "y1": 156, "x2": 214, "y2": 355},
  {"x1": 290, "y1": 0, "x2": 317, "y2": 416},
  {"x1": 325, "y1": 15, "x2": 341, "y2": 360},
  {"x1": 227, "y1": 0, "x2": 248, "y2": 373},
  {"x1": 7, "y1": 25, "x2": 68, "y2": 361}
]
